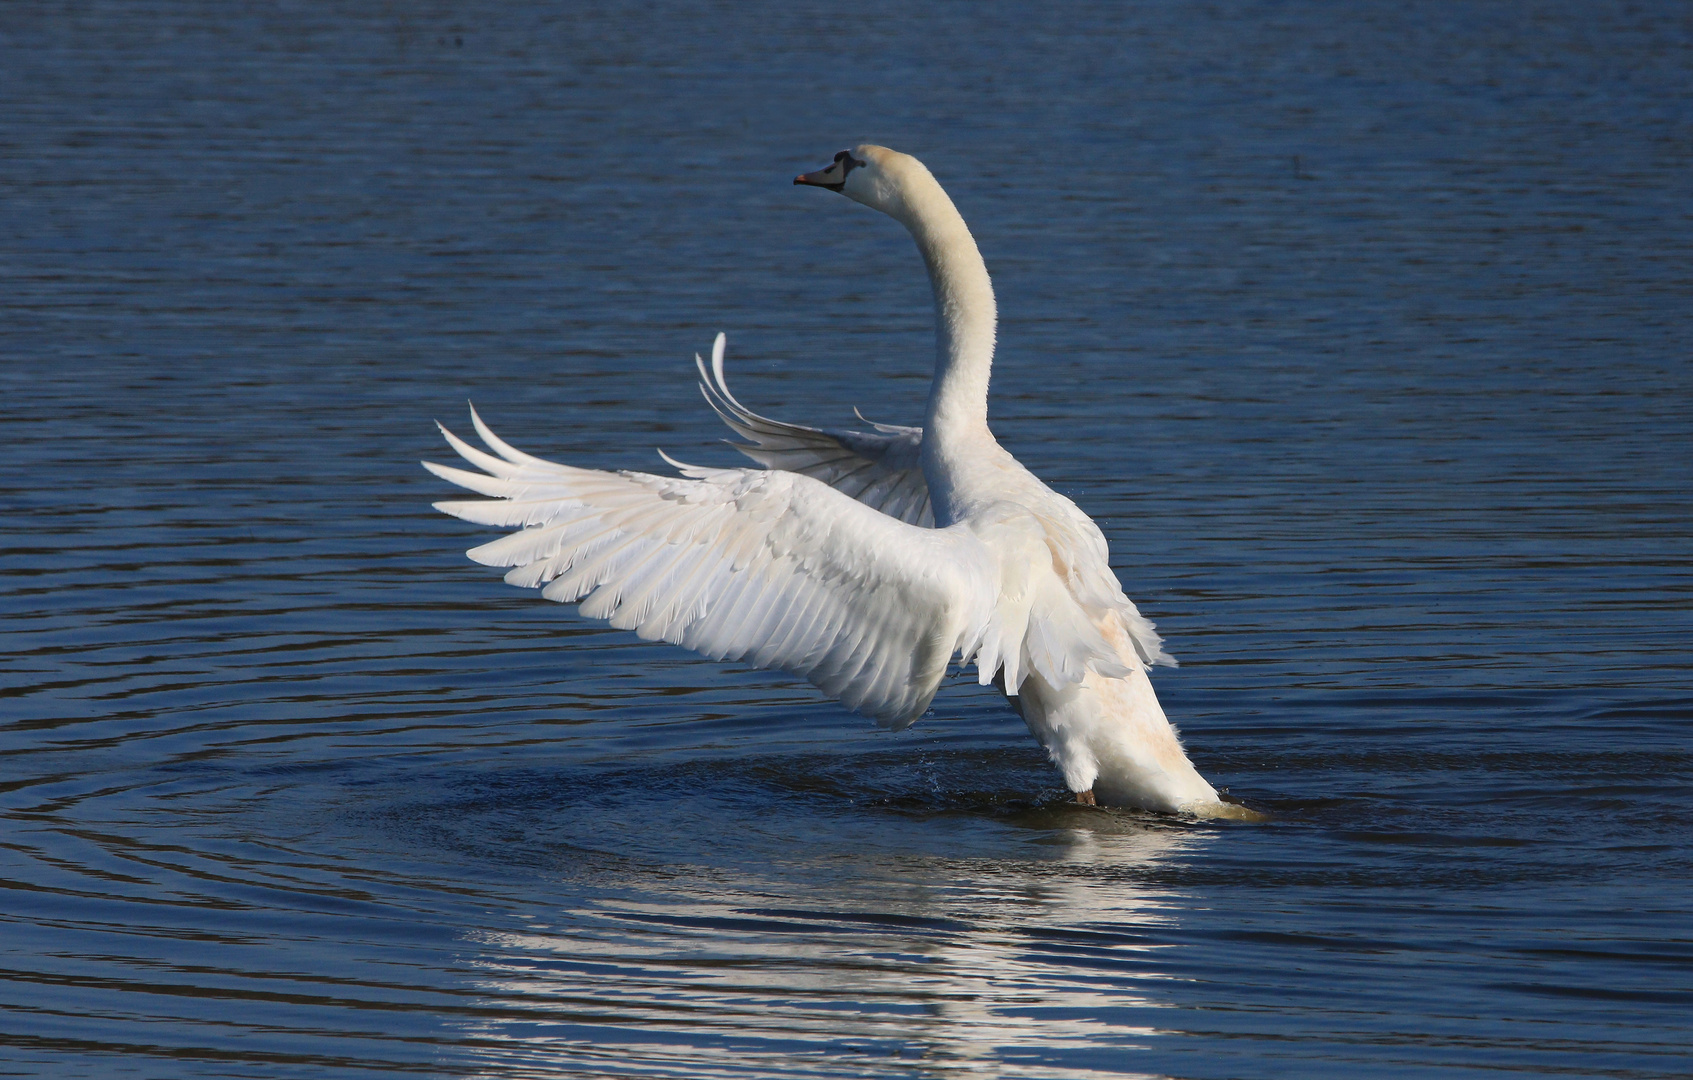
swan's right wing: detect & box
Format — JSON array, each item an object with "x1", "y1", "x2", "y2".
[
  {"x1": 425, "y1": 408, "x2": 991, "y2": 728},
  {"x1": 696, "y1": 334, "x2": 934, "y2": 528}
]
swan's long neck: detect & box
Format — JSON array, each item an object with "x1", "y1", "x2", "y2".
[{"x1": 896, "y1": 182, "x2": 997, "y2": 446}]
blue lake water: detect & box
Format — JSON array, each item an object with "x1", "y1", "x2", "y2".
[{"x1": 3, "y1": 2, "x2": 1690, "y2": 1076}]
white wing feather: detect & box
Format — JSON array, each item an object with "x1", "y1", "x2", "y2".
[
  {"x1": 695, "y1": 333, "x2": 933, "y2": 528},
  {"x1": 427, "y1": 407, "x2": 990, "y2": 728},
  {"x1": 693, "y1": 334, "x2": 1170, "y2": 668}
]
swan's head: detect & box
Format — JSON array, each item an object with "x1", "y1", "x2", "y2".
[{"x1": 794, "y1": 144, "x2": 935, "y2": 224}]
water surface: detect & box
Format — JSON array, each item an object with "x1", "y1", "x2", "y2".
[{"x1": 3, "y1": 2, "x2": 1691, "y2": 1077}]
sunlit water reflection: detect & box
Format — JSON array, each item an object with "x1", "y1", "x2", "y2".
[{"x1": 463, "y1": 822, "x2": 1198, "y2": 1079}]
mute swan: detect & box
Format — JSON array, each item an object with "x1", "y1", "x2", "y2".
[{"x1": 426, "y1": 146, "x2": 1227, "y2": 815}]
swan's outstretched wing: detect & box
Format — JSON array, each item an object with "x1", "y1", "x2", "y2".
[
  {"x1": 696, "y1": 334, "x2": 933, "y2": 527},
  {"x1": 424, "y1": 407, "x2": 990, "y2": 728}
]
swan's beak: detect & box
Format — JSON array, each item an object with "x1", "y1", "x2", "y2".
[
  {"x1": 794, "y1": 163, "x2": 846, "y2": 192},
  {"x1": 794, "y1": 150, "x2": 863, "y2": 193}
]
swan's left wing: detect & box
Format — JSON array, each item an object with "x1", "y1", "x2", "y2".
[
  {"x1": 424, "y1": 407, "x2": 991, "y2": 728},
  {"x1": 696, "y1": 334, "x2": 933, "y2": 528}
]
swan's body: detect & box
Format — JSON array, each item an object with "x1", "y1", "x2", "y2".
[{"x1": 427, "y1": 146, "x2": 1224, "y2": 814}]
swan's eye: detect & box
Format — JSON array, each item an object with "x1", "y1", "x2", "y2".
[{"x1": 833, "y1": 151, "x2": 865, "y2": 177}]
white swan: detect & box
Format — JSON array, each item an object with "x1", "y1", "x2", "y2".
[{"x1": 426, "y1": 146, "x2": 1227, "y2": 815}]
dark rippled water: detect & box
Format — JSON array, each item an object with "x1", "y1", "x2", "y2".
[{"x1": 4, "y1": 2, "x2": 1691, "y2": 1077}]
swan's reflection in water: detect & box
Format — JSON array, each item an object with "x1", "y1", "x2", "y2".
[{"x1": 458, "y1": 818, "x2": 1203, "y2": 1078}]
